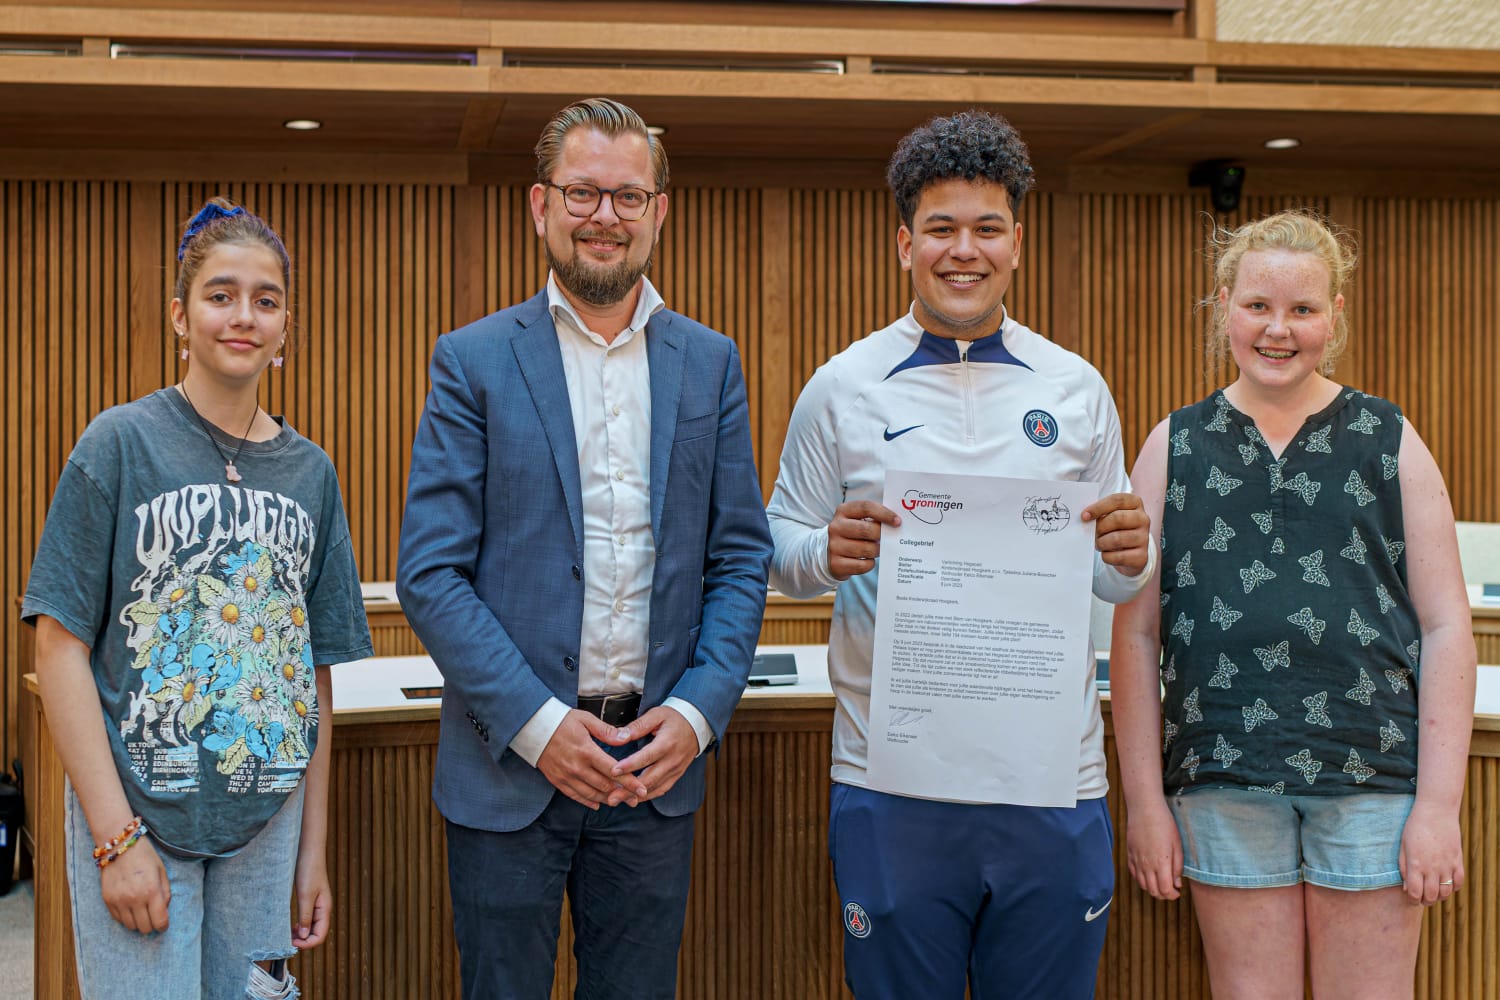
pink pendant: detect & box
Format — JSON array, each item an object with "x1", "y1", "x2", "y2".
[{"x1": 225, "y1": 463, "x2": 242, "y2": 483}]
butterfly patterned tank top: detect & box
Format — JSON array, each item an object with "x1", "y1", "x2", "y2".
[{"x1": 1159, "y1": 388, "x2": 1420, "y2": 797}]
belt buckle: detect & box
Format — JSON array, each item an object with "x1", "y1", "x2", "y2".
[{"x1": 597, "y1": 692, "x2": 639, "y2": 726}]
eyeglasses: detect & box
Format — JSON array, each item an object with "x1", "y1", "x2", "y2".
[{"x1": 546, "y1": 182, "x2": 658, "y2": 221}]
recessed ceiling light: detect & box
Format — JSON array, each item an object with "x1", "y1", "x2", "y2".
[
  {"x1": 646, "y1": 125, "x2": 667, "y2": 136},
  {"x1": 1263, "y1": 137, "x2": 1300, "y2": 150},
  {"x1": 283, "y1": 119, "x2": 322, "y2": 131}
]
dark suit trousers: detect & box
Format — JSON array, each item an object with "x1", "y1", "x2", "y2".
[{"x1": 446, "y1": 788, "x2": 696, "y2": 1000}]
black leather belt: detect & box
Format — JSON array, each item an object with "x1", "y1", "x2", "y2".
[{"x1": 576, "y1": 692, "x2": 642, "y2": 727}]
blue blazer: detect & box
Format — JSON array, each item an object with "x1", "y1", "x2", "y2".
[{"x1": 397, "y1": 292, "x2": 772, "y2": 832}]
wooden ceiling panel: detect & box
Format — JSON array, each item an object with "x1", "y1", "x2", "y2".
[
  {"x1": 491, "y1": 94, "x2": 1173, "y2": 163},
  {"x1": 1105, "y1": 109, "x2": 1500, "y2": 172},
  {"x1": 0, "y1": 84, "x2": 472, "y2": 151},
  {"x1": 0, "y1": 81, "x2": 1178, "y2": 161},
  {"x1": 3, "y1": 75, "x2": 1498, "y2": 186}
]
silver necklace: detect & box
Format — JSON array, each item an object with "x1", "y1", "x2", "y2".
[{"x1": 179, "y1": 383, "x2": 257, "y2": 483}]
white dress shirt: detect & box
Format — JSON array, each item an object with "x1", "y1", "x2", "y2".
[{"x1": 509, "y1": 274, "x2": 714, "y2": 766}]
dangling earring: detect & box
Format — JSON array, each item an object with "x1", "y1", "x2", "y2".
[
  {"x1": 178, "y1": 334, "x2": 189, "y2": 361},
  {"x1": 271, "y1": 341, "x2": 285, "y2": 369}
]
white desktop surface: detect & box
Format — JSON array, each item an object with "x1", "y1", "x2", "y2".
[
  {"x1": 331, "y1": 644, "x2": 833, "y2": 714},
  {"x1": 360, "y1": 580, "x2": 399, "y2": 604},
  {"x1": 750, "y1": 644, "x2": 833, "y2": 693},
  {"x1": 332, "y1": 655, "x2": 443, "y2": 712},
  {"x1": 1462, "y1": 583, "x2": 1500, "y2": 617},
  {"x1": 330, "y1": 649, "x2": 1500, "y2": 720},
  {"x1": 1476, "y1": 664, "x2": 1500, "y2": 720}
]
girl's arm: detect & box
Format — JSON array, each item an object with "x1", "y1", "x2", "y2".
[
  {"x1": 292, "y1": 664, "x2": 334, "y2": 948},
  {"x1": 35, "y1": 616, "x2": 171, "y2": 932},
  {"x1": 1109, "y1": 420, "x2": 1181, "y2": 900},
  {"x1": 1396, "y1": 421, "x2": 1475, "y2": 906}
]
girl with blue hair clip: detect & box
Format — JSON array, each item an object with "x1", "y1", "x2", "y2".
[{"x1": 23, "y1": 197, "x2": 372, "y2": 998}]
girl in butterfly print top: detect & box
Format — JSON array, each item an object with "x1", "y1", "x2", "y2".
[
  {"x1": 21, "y1": 198, "x2": 372, "y2": 998},
  {"x1": 1110, "y1": 211, "x2": 1474, "y2": 999},
  {"x1": 1162, "y1": 417, "x2": 1414, "y2": 785}
]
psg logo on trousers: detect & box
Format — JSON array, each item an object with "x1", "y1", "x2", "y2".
[{"x1": 844, "y1": 901, "x2": 872, "y2": 938}]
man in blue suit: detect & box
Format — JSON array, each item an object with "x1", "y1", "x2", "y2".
[{"x1": 397, "y1": 97, "x2": 772, "y2": 1000}]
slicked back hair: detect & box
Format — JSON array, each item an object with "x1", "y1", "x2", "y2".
[{"x1": 534, "y1": 97, "x2": 669, "y2": 192}]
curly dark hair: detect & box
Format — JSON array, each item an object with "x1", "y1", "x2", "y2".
[{"x1": 886, "y1": 110, "x2": 1035, "y2": 226}]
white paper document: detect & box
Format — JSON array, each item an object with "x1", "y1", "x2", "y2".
[{"x1": 866, "y1": 470, "x2": 1099, "y2": 807}]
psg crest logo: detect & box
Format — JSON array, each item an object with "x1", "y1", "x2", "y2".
[
  {"x1": 844, "y1": 901, "x2": 872, "y2": 939},
  {"x1": 1023, "y1": 409, "x2": 1058, "y2": 447}
]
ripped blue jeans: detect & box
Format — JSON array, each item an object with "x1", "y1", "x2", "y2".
[{"x1": 65, "y1": 780, "x2": 305, "y2": 999}]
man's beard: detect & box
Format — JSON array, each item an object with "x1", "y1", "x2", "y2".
[{"x1": 547, "y1": 230, "x2": 655, "y2": 308}]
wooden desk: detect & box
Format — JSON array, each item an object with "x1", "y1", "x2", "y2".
[{"x1": 26, "y1": 655, "x2": 1500, "y2": 999}]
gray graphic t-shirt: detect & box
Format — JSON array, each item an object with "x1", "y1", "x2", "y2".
[{"x1": 23, "y1": 389, "x2": 372, "y2": 857}]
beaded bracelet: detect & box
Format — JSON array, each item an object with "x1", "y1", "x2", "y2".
[
  {"x1": 92, "y1": 816, "x2": 143, "y2": 862},
  {"x1": 95, "y1": 821, "x2": 148, "y2": 870},
  {"x1": 91, "y1": 816, "x2": 141, "y2": 859}
]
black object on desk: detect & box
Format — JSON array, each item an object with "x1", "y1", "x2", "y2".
[
  {"x1": 401, "y1": 685, "x2": 444, "y2": 700},
  {"x1": 748, "y1": 653, "x2": 799, "y2": 686}
]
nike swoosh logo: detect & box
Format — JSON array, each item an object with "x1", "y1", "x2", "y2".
[
  {"x1": 1084, "y1": 896, "x2": 1112, "y2": 922},
  {"x1": 883, "y1": 424, "x2": 923, "y2": 441}
]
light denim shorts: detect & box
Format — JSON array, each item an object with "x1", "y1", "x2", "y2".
[
  {"x1": 1168, "y1": 788, "x2": 1413, "y2": 890},
  {"x1": 66, "y1": 779, "x2": 305, "y2": 999}
]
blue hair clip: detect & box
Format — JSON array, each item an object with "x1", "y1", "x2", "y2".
[{"x1": 176, "y1": 203, "x2": 246, "y2": 261}]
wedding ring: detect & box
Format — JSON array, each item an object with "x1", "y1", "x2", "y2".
[{"x1": 1439, "y1": 880, "x2": 1455, "y2": 886}]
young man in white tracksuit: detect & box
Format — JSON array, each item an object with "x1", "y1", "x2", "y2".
[{"x1": 767, "y1": 110, "x2": 1155, "y2": 1000}]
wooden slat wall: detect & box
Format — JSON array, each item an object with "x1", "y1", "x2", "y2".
[
  {"x1": 9, "y1": 180, "x2": 1500, "y2": 757},
  {"x1": 1346, "y1": 198, "x2": 1500, "y2": 522},
  {"x1": 4, "y1": 180, "x2": 136, "y2": 779},
  {"x1": 7, "y1": 184, "x2": 1500, "y2": 675},
  {"x1": 8, "y1": 181, "x2": 1500, "y2": 920},
  {"x1": 1079, "y1": 193, "x2": 1330, "y2": 460},
  {"x1": 788, "y1": 189, "x2": 912, "y2": 400},
  {"x1": 1080, "y1": 192, "x2": 1212, "y2": 447}
]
